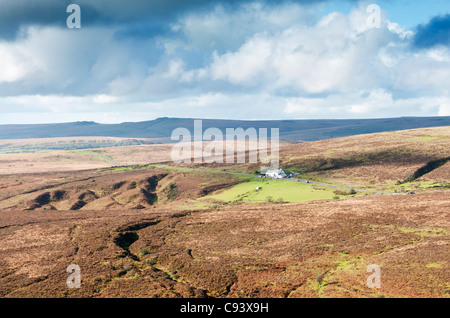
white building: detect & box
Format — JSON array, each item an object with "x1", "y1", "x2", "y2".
[{"x1": 265, "y1": 169, "x2": 287, "y2": 179}]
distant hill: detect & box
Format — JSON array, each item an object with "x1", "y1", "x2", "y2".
[{"x1": 1, "y1": 116, "x2": 450, "y2": 141}]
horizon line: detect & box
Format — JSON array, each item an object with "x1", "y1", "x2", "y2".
[{"x1": 2, "y1": 115, "x2": 450, "y2": 126}]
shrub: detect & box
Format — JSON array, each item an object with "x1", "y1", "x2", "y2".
[
  {"x1": 315, "y1": 273, "x2": 324, "y2": 285},
  {"x1": 140, "y1": 248, "x2": 149, "y2": 256},
  {"x1": 167, "y1": 183, "x2": 179, "y2": 200},
  {"x1": 334, "y1": 189, "x2": 357, "y2": 196}
]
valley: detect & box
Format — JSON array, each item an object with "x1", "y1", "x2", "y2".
[{"x1": 0, "y1": 126, "x2": 448, "y2": 298}]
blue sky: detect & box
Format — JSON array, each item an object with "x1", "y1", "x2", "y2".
[
  {"x1": 0, "y1": 0, "x2": 449, "y2": 124},
  {"x1": 323, "y1": 0, "x2": 449, "y2": 27}
]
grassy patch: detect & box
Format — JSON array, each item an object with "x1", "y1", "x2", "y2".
[
  {"x1": 96, "y1": 165, "x2": 151, "y2": 174},
  {"x1": 388, "y1": 180, "x2": 448, "y2": 192},
  {"x1": 0, "y1": 149, "x2": 54, "y2": 154},
  {"x1": 166, "y1": 183, "x2": 179, "y2": 200},
  {"x1": 72, "y1": 150, "x2": 119, "y2": 164},
  {"x1": 311, "y1": 279, "x2": 326, "y2": 297},
  {"x1": 398, "y1": 227, "x2": 449, "y2": 237},
  {"x1": 286, "y1": 168, "x2": 308, "y2": 174},
  {"x1": 335, "y1": 256, "x2": 365, "y2": 272},
  {"x1": 407, "y1": 136, "x2": 444, "y2": 142},
  {"x1": 203, "y1": 177, "x2": 337, "y2": 203}
]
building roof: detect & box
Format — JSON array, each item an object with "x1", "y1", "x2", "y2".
[{"x1": 266, "y1": 169, "x2": 285, "y2": 174}]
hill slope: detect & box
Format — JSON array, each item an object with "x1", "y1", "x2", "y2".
[
  {"x1": 193, "y1": 126, "x2": 450, "y2": 192},
  {"x1": 1, "y1": 116, "x2": 450, "y2": 141},
  {"x1": 278, "y1": 126, "x2": 450, "y2": 190}
]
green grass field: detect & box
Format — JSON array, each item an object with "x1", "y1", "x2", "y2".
[
  {"x1": 386, "y1": 180, "x2": 450, "y2": 192},
  {"x1": 0, "y1": 149, "x2": 54, "y2": 154},
  {"x1": 407, "y1": 136, "x2": 448, "y2": 142},
  {"x1": 203, "y1": 177, "x2": 339, "y2": 203},
  {"x1": 72, "y1": 150, "x2": 120, "y2": 164}
]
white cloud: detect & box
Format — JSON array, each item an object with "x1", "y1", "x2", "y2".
[
  {"x1": 92, "y1": 94, "x2": 119, "y2": 104},
  {"x1": 1, "y1": 90, "x2": 448, "y2": 125},
  {"x1": 171, "y1": 2, "x2": 317, "y2": 52},
  {"x1": 387, "y1": 21, "x2": 414, "y2": 40},
  {"x1": 0, "y1": 1, "x2": 449, "y2": 123},
  {"x1": 210, "y1": 34, "x2": 274, "y2": 84},
  {"x1": 205, "y1": 4, "x2": 401, "y2": 94},
  {"x1": 283, "y1": 89, "x2": 448, "y2": 118},
  {"x1": 0, "y1": 41, "x2": 41, "y2": 83},
  {"x1": 438, "y1": 100, "x2": 450, "y2": 116},
  {"x1": 200, "y1": 2, "x2": 450, "y2": 101}
]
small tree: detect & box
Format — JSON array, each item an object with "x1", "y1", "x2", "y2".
[{"x1": 315, "y1": 273, "x2": 324, "y2": 285}]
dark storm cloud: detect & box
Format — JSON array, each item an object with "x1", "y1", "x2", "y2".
[
  {"x1": 0, "y1": 0, "x2": 110, "y2": 39},
  {"x1": 413, "y1": 14, "x2": 450, "y2": 49},
  {"x1": 0, "y1": 0, "x2": 346, "y2": 39},
  {"x1": 0, "y1": 0, "x2": 64, "y2": 39}
]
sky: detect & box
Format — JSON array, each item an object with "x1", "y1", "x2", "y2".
[{"x1": 0, "y1": 0, "x2": 449, "y2": 124}]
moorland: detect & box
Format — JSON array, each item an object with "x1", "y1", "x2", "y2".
[{"x1": 0, "y1": 126, "x2": 448, "y2": 298}]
